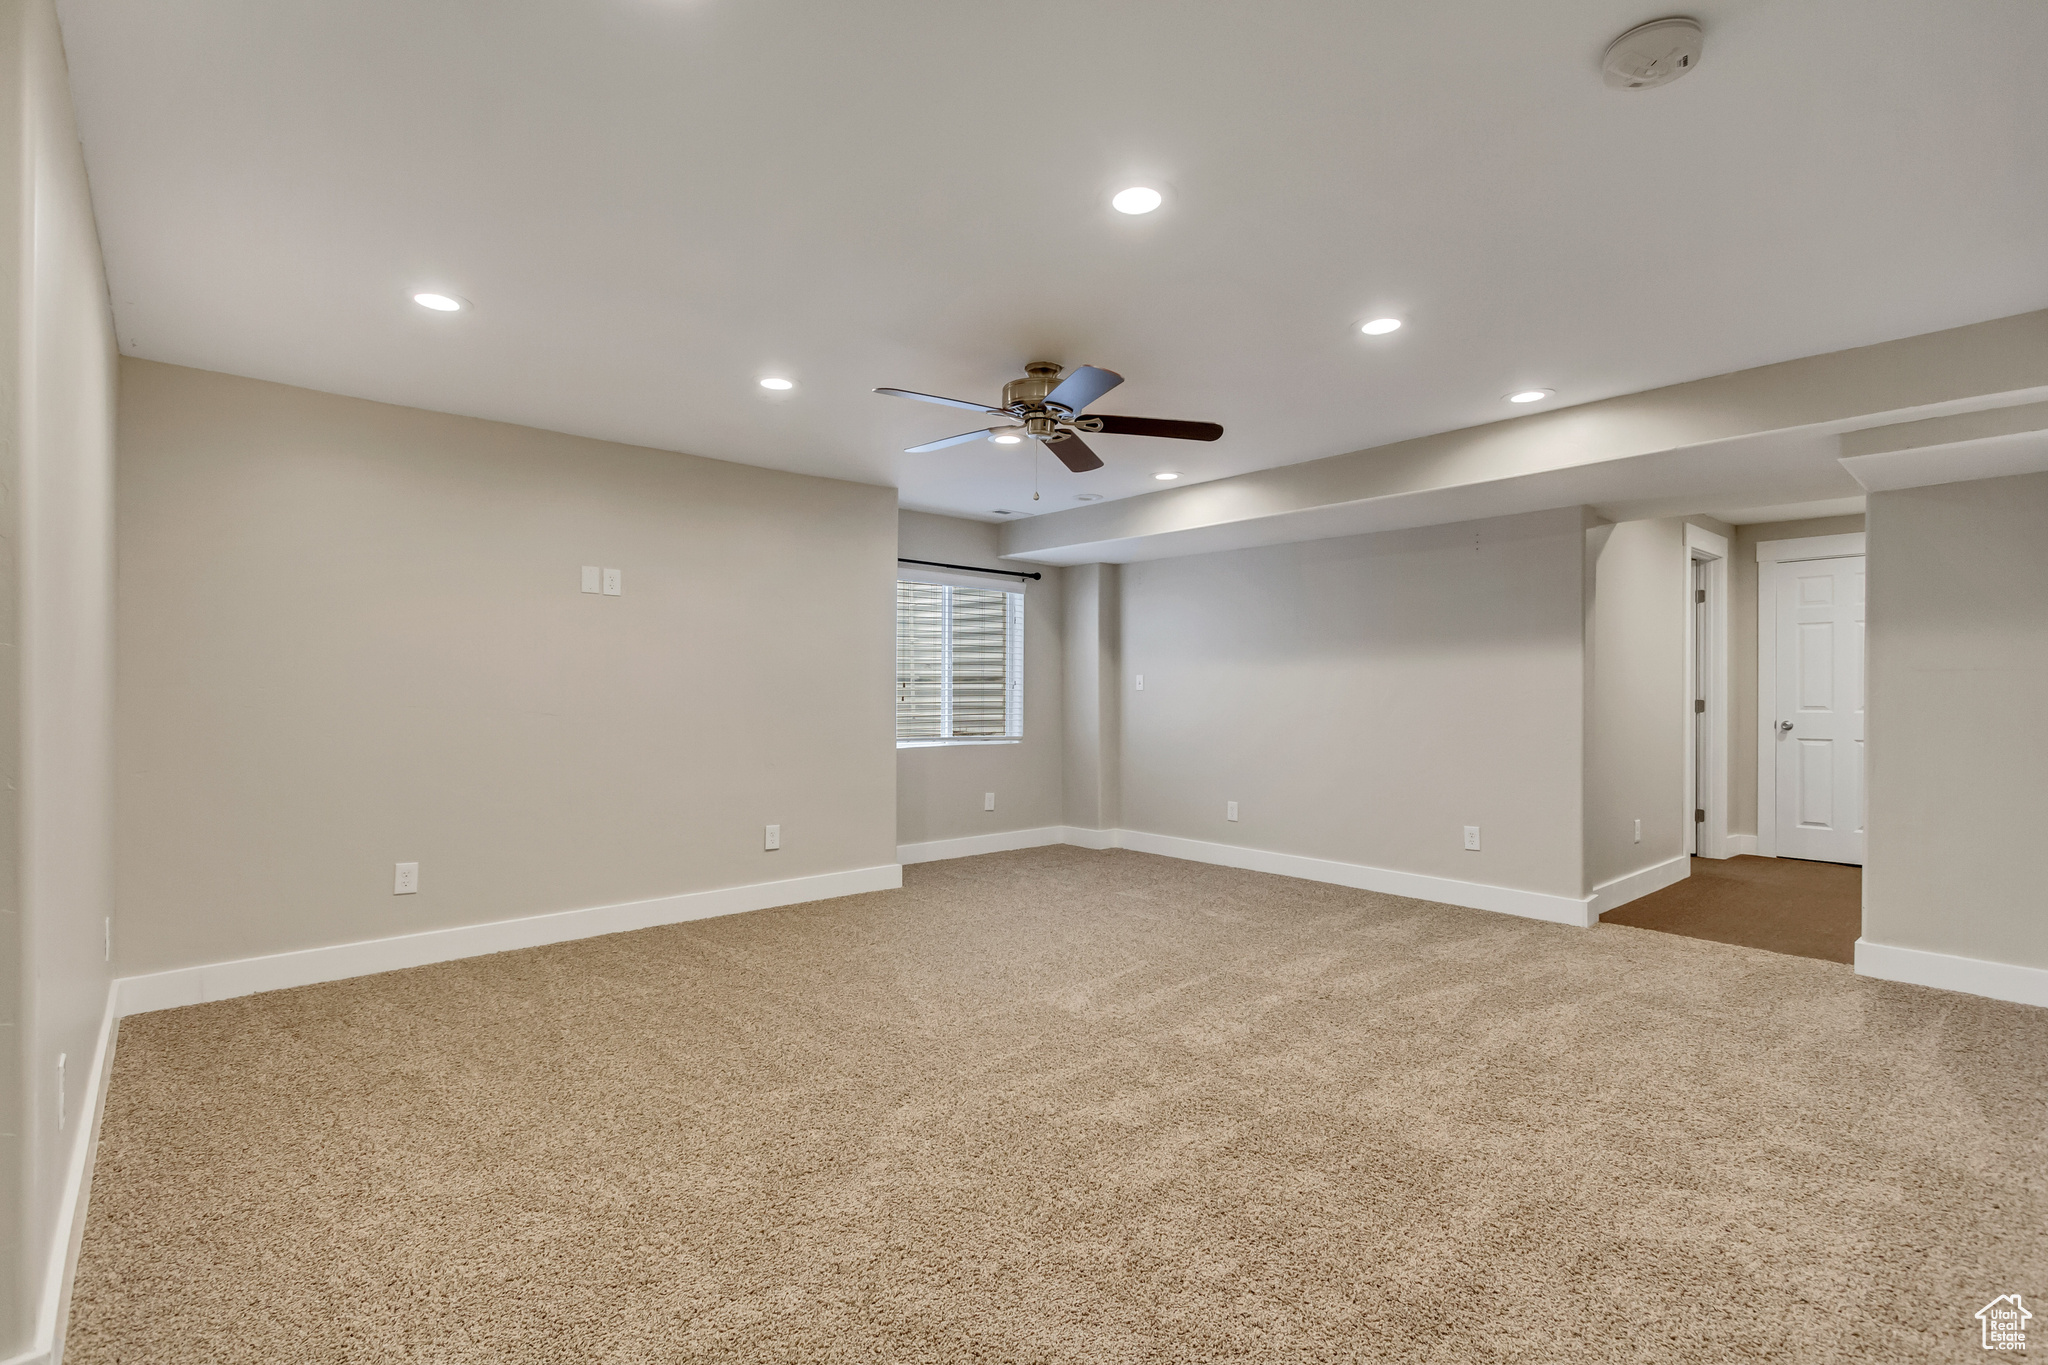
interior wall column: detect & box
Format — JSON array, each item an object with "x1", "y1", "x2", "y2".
[{"x1": 1061, "y1": 563, "x2": 1121, "y2": 831}]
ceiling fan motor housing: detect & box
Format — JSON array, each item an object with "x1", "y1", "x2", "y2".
[{"x1": 1003, "y1": 362, "x2": 1065, "y2": 412}]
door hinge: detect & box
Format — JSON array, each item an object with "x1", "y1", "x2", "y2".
[
  {"x1": 1696, "y1": 589, "x2": 1706, "y2": 603},
  {"x1": 1695, "y1": 698, "x2": 1706, "y2": 713},
  {"x1": 1695, "y1": 809, "x2": 1706, "y2": 823}
]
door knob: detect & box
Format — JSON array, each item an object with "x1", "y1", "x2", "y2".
[{"x1": 1778, "y1": 721, "x2": 1794, "y2": 733}]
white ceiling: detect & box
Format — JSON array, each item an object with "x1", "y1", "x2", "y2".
[{"x1": 57, "y1": 0, "x2": 2048, "y2": 522}]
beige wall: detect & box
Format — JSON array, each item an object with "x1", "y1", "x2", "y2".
[
  {"x1": 1727, "y1": 514, "x2": 1866, "y2": 836},
  {"x1": 0, "y1": 0, "x2": 119, "y2": 1353},
  {"x1": 894, "y1": 512, "x2": 1065, "y2": 846},
  {"x1": 15, "y1": 19, "x2": 118, "y2": 1342},
  {"x1": 1119, "y1": 508, "x2": 1588, "y2": 899},
  {"x1": 1864, "y1": 473, "x2": 2047, "y2": 969},
  {"x1": 117, "y1": 360, "x2": 897, "y2": 976},
  {"x1": 1584, "y1": 519, "x2": 1689, "y2": 888}
]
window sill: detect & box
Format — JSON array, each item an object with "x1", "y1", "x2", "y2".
[{"x1": 896, "y1": 739, "x2": 1022, "y2": 749}]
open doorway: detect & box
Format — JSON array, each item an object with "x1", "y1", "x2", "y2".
[{"x1": 1601, "y1": 525, "x2": 1864, "y2": 965}]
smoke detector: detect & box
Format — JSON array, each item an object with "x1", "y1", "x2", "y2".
[{"x1": 1602, "y1": 16, "x2": 1704, "y2": 89}]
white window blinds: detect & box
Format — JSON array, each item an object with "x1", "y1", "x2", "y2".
[{"x1": 896, "y1": 582, "x2": 1024, "y2": 742}]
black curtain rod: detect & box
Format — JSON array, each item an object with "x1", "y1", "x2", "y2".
[{"x1": 898, "y1": 556, "x2": 1041, "y2": 582}]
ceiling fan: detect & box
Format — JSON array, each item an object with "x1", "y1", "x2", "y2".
[{"x1": 875, "y1": 362, "x2": 1222, "y2": 473}]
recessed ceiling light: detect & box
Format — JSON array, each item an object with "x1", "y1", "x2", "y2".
[
  {"x1": 1360, "y1": 317, "x2": 1402, "y2": 335},
  {"x1": 1508, "y1": 389, "x2": 1553, "y2": 404},
  {"x1": 1075, "y1": 493, "x2": 1103, "y2": 501},
  {"x1": 759, "y1": 377, "x2": 795, "y2": 390},
  {"x1": 413, "y1": 292, "x2": 464, "y2": 312},
  {"x1": 1111, "y1": 186, "x2": 1163, "y2": 215},
  {"x1": 1154, "y1": 471, "x2": 1181, "y2": 481},
  {"x1": 989, "y1": 430, "x2": 1024, "y2": 444}
]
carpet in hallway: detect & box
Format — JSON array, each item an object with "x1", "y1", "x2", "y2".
[
  {"x1": 68, "y1": 847, "x2": 2045, "y2": 1362},
  {"x1": 1600, "y1": 854, "x2": 1862, "y2": 963}
]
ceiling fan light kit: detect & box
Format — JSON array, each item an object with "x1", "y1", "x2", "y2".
[{"x1": 876, "y1": 362, "x2": 1223, "y2": 474}]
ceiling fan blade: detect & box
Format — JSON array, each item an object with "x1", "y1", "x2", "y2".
[
  {"x1": 1042, "y1": 365, "x2": 1123, "y2": 415},
  {"x1": 874, "y1": 387, "x2": 1005, "y2": 415},
  {"x1": 904, "y1": 428, "x2": 1005, "y2": 454},
  {"x1": 1049, "y1": 433, "x2": 1104, "y2": 473},
  {"x1": 1090, "y1": 415, "x2": 1224, "y2": 442}
]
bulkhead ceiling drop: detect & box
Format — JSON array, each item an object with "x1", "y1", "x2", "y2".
[{"x1": 1602, "y1": 16, "x2": 1704, "y2": 90}]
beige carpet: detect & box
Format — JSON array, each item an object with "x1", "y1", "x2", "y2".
[{"x1": 69, "y1": 848, "x2": 2046, "y2": 1362}]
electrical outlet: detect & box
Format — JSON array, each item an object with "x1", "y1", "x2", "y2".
[
  {"x1": 1463, "y1": 826, "x2": 1481, "y2": 851},
  {"x1": 602, "y1": 567, "x2": 623, "y2": 596},
  {"x1": 581, "y1": 565, "x2": 601, "y2": 594},
  {"x1": 1634, "y1": 818, "x2": 1642, "y2": 844},
  {"x1": 394, "y1": 861, "x2": 419, "y2": 894},
  {"x1": 1226, "y1": 800, "x2": 1238, "y2": 821},
  {"x1": 764, "y1": 824, "x2": 781, "y2": 851},
  {"x1": 1134, "y1": 674, "x2": 1144, "y2": 690},
  {"x1": 984, "y1": 792, "x2": 995, "y2": 811}
]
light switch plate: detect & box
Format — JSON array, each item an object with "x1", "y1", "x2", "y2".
[
  {"x1": 581, "y1": 565, "x2": 601, "y2": 594},
  {"x1": 1134, "y1": 674, "x2": 1144, "y2": 690},
  {"x1": 984, "y1": 792, "x2": 995, "y2": 811}
]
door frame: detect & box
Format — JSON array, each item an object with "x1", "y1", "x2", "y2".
[
  {"x1": 1684, "y1": 524, "x2": 1731, "y2": 858},
  {"x1": 1755, "y1": 531, "x2": 1866, "y2": 858}
]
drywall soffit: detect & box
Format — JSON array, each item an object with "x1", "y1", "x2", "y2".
[
  {"x1": 1837, "y1": 398, "x2": 2048, "y2": 492},
  {"x1": 999, "y1": 309, "x2": 2048, "y2": 565}
]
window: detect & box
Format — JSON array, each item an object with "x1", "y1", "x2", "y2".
[{"x1": 896, "y1": 581, "x2": 1023, "y2": 744}]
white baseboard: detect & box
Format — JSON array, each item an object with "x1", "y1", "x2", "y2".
[
  {"x1": 893, "y1": 827, "x2": 1593, "y2": 926},
  {"x1": 18, "y1": 991, "x2": 119, "y2": 1365},
  {"x1": 1114, "y1": 829, "x2": 1596, "y2": 927},
  {"x1": 1854, "y1": 939, "x2": 2048, "y2": 1009},
  {"x1": 897, "y1": 827, "x2": 1068, "y2": 864},
  {"x1": 1588, "y1": 854, "x2": 1691, "y2": 919},
  {"x1": 898, "y1": 826, "x2": 1130, "y2": 862},
  {"x1": 1724, "y1": 833, "x2": 1758, "y2": 857},
  {"x1": 114, "y1": 863, "x2": 903, "y2": 1017}
]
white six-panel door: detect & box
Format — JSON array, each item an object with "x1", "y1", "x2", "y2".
[{"x1": 1773, "y1": 555, "x2": 1865, "y2": 864}]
